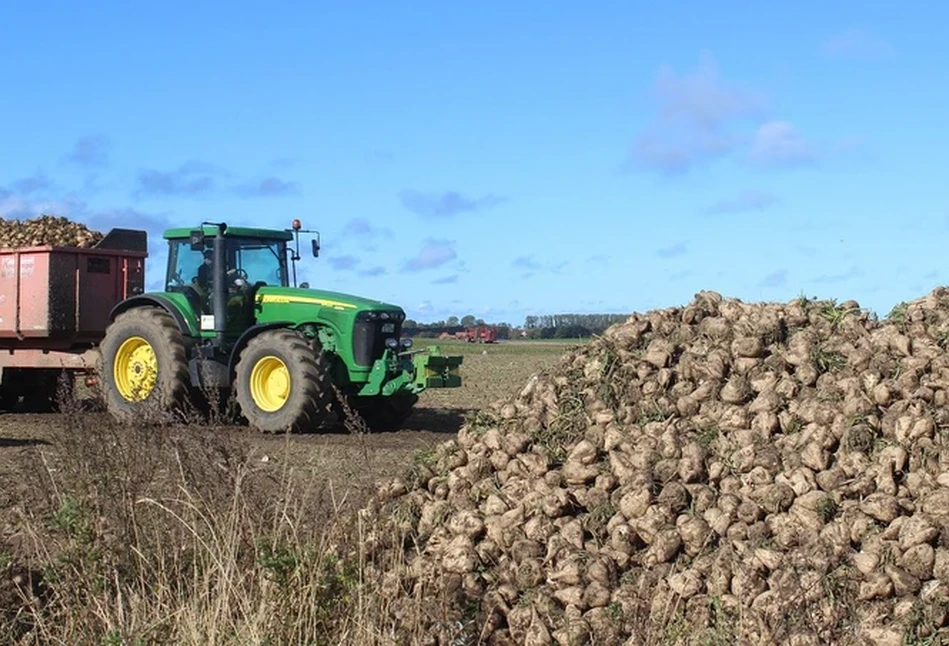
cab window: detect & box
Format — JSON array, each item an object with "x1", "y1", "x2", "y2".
[
  {"x1": 167, "y1": 239, "x2": 209, "y2": 290},
  {"x1": 232, "y1": 239, "x2": 288, "y2": 287}
]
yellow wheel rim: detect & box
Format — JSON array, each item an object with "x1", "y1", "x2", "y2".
[
  {"x1": 250, "y1": 355, "x2": 290, "y2": 412},
  {"x1": 113, "y1": 336, "x2": 158, "y2": 401}
]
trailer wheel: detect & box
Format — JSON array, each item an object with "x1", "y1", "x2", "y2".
[
  {"x1": 0, "y1": 387, "x2": 17, "y2": 412},
  {"x1": 234, "y1": 329, "x2": 333, "y2": 433},
  {"x1": 99, "y1": 307, "x2": 190, "y2": 423},
  {"x1": 22, "y1": 370, "x2": 71, "y2": 413}
]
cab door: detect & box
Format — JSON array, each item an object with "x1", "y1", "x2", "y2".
[{"x1": 223, "y1": 240, "x2": 255, "y2": 338}]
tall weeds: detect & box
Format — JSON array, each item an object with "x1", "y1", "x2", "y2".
[{"x1": 0, "y1": 384, "x2": 443, "y2": 645}]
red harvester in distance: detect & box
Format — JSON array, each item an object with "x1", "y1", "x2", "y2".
[{"x1": 465, "y1": 324, "x2": 496, "y2": 344}]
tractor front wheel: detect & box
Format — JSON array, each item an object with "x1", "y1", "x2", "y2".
[
  {"x1": 234, "y1": 329, "x2": 333, "y2": 433},
  {"x1": 99, "y1": 307, "x2": 190, "y2": 423}
]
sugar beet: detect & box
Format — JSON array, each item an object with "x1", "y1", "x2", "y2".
[{"x1": 363, "y1": 288, "x2": 949, "y2": 644}]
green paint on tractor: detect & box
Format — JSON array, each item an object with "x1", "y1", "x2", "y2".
[{"x1": 98, "y1": 220, "x2": 463, "y2": 433}]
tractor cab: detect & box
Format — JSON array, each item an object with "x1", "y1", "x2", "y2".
[{"x1": 163, "y1": 224, "x2": 298, "y2": 338}]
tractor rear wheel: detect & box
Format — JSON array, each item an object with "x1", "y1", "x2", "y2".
[
  {"x1": 99, "y1": 307, "x2": 190, "y2": 423},
  {"x1": 234, "y1": 329, "x2": 333, "y2": 433}
]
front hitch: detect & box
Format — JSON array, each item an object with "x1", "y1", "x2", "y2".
[
  {"x1": 411, "y1": 346, "x2": 463, "y2": 389},
  {"x1": 357, "y1": 345, "x2": 463, "y2": 396}
]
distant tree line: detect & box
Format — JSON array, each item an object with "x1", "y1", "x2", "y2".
[
  {"x1": 402, "y1": 323, "x2": 514, "y2": 339},
  {"x1": 402, "y1": 312, "x2": 630, "y2": 340},
  {"x1": 404, "y1": 315, "x2": 483, "y2": 329},
  {"x1": 521, "y1": 313, "x2": 629, "y2": 339},
  {"x1": 523, "y1": 313, "x2": 629, "y2": 330}
]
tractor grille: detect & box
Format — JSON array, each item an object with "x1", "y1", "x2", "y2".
[{"x1": 352, "y1": 310, "x2": 404, "y2": 367}]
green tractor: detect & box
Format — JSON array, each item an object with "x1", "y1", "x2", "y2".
[{"x1": 98, "y1": 220, "x2": 462, "y2": 432}]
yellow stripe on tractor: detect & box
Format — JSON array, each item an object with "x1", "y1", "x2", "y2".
[{"x1": 257, "y1": 294, "x2": 359, "y2": 310}]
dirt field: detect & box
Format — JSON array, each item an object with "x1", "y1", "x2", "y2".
[{"x1": 0, "y1": 339, "x2": 580, "y2": 529}]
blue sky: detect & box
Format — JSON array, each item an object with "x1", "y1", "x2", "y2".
[{"x1": 1, "y1": 2, "x2": 946, "y2": 326}]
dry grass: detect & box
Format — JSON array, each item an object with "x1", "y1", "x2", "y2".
[{"x1": 0, "y1": 390, "x2": 377, "y2": 644}]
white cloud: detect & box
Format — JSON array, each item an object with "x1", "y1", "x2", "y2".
[
  {"x1": 403, "y1": 238, "x2": 458, "y2": 271},
  {"x1": 627, "y1": 52, "x2": 766, "y2": 174},
  {"x1": 749, "y1": 121, "x2": 814, "y2": 168}
]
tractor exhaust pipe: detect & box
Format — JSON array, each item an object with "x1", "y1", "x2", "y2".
[{"x1": 213, "y1": 223, "x2": 227, "y2": 347}]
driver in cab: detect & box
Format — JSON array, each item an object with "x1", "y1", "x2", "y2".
[
  {"x1": 195, "y1": 250, "x2": 214, "y2": 292},
  {"x1": 194, "y1": 250, "x2": 244, "y2": 294}
]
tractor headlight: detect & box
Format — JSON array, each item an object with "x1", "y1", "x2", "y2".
[
  {"x1": 401, "y1": 338, "x2": 413, "y2": 348},
  {"x1": 356, "y1": 310, "x2": 403, "y2": 322},
  {"x1": 385, "y1": 337, "x2": 399, "y2": 349}
]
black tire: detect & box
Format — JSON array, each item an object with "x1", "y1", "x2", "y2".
[
  {"x1": 22, "y1": 370, "x2": 71, "y2": 413},
  {"x1": 0, "y1": 387, "x2": 18, "y2": 412},
  {"x1": 351, "y1": 392, "x2": 419, "y2": 432},
  {"x1": 233, "y1": 329, "x2": 333, "y2": 433},
  {"x1": 98, "y1": 307, "x2": 190, "y2": 424}
]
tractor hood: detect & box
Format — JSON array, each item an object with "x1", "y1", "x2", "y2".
[{"x1": 254, "y1": 286, "x2": 404, "y2": 314}]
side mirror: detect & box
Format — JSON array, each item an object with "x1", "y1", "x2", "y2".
[
  {"x1": 189, "y1": 230, "x2": 205, "y2": 251},
  {"x1": 300, "y1": 282, "x2": 310, "y2": 289},
  {"x1": 311, "y1": 238, "x2": 320, "y2": 257}
]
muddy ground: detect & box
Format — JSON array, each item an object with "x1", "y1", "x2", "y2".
[{"x1": 0, "y1": 340, "x2": 577, "y2": 534}]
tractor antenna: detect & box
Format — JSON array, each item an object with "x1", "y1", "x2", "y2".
[
  {"x1": 291, "y1": 218, "x2": 302, "y2": 287},
  {"x1": 286, "y1": 219, "x2": 319, "y2": 288}
]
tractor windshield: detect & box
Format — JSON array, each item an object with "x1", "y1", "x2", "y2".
[
  {"x1": 231, "y1": 238, "x2": 289, "y2": 287},
  {"x1": 165, "y1": 237, "x2": 289, "y2": 293}
]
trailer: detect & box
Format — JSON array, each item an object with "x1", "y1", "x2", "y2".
[{"x1": 0, "y1": 229, "x2": 148, "y2": 410}]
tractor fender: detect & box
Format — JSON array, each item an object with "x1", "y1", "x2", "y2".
[
  {"x1": 110, "y1": 295, "x2": 192, "y2": 335},
  {"x1": 227, "y1": 321, "x2": 295, "y2": 378}
]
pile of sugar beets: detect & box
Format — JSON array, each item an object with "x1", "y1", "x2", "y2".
[
  {"x1": 0, "y1": 215, "x2": 103, "y2": 249},
  {"x1": 361, "y1": 288, "x2": 949, "y2": 646}
]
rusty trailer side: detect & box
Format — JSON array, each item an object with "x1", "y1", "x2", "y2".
[
  {"x1": 0, "y1": 245, "x2": 146, "y2": 347},
  {"x1": 0, "y1": 230, "x2": 147, "y2": 408}
]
